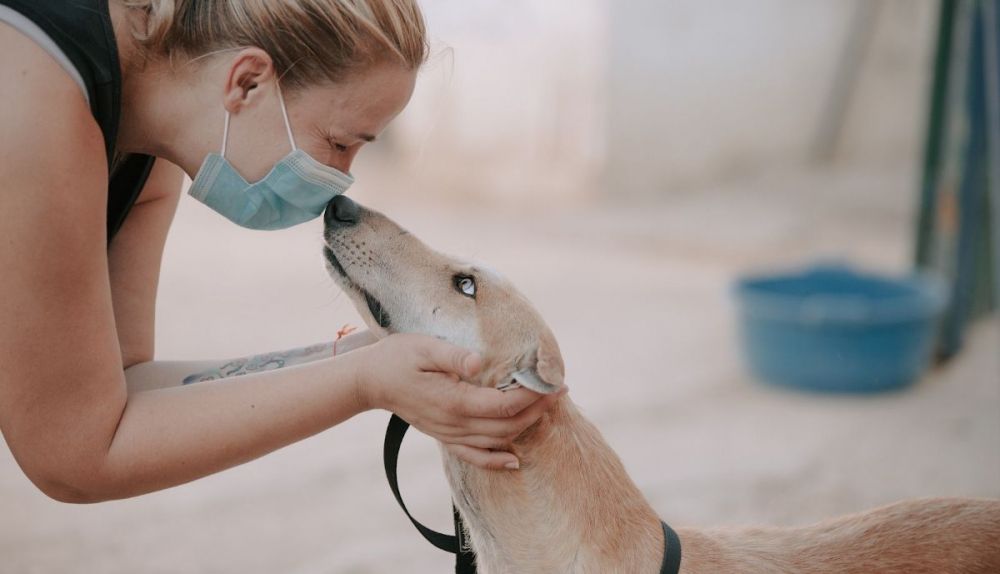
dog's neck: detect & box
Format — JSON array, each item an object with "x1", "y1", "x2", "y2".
[{"x1": 442, "y1": 396, "x2": 666, "y2": 573}]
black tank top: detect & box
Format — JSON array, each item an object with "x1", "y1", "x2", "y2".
[{"x1": 0, "y1": 0, "x2": 156, "y2": 243}]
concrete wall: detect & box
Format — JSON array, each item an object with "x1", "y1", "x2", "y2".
[
  {"x1": 374, "y1": 0, "x2": 938, "y2": 203},
  {"x1": 380, "y1": 0, "x2": 606, "y2": 204},
  {"x1": 606, "y1": 0, "x2": 848, "y2": 193}
]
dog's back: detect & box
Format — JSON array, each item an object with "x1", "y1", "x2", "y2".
[{"x1": 678, "y1": 497, "x2": 1000, "y2": 574}]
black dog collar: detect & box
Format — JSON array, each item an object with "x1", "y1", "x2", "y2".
[{"x1": 383, "y1": 414, "x2": 682, "y2": 573}]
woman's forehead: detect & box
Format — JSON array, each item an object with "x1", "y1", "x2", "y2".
[{"x1": 297, "y1": 66, "x2": 417, "y2": 131}]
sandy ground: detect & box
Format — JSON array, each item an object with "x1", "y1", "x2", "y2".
[{"x1": 1, "y1": 164, "x2": 998, "y2": 573}]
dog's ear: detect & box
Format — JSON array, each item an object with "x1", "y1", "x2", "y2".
[{"x1": 511, "y1": 330, "x2": 564, "y2": 395}]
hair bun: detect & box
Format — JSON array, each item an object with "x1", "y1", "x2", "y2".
[{"x1": 123, "y1": 0, "x2": 179, "y2": 47}]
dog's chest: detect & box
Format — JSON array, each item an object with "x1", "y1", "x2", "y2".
[
  {"x1": 440, "y1": 453, "x2": 587, "y2": 574},
  {"x1": 441, "y1": 455, "x2": 504, "y2": 571}
]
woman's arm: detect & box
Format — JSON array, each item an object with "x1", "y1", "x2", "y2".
[
  {"x1": 124, "y1": 330, "x2": 378, "y2": 392},
  {"x1": 107, "y1": 160, "x2": 183, "y2": 369},
  {"x1": 104, "y1": 352, "x2": 371, "y2": 500},
  {"x1": 0, "y1": 35, "x2": 380, "y2": 503}
]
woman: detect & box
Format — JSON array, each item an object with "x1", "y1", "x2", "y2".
[{"x1": 0, "y1": 0, "x2": 560, "y2": 503}]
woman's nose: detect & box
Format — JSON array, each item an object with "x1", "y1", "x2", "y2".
[
  {"x1": 331, "y1": 146, "x2": 362, "y2": 174},
  {"x1": 325, "y1": 195, "x2": 360, "y2": 228}
]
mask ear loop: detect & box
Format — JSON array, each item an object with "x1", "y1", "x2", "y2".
[
  {"x1": 220, "y1": 111, "x2": 231, "y2": 158},
  {"x1": 275, "y1": 83, "x2": 297, "y2": 151},
  {"x1": 220, "y1": 82, "x2": 294, "y2": 159}
]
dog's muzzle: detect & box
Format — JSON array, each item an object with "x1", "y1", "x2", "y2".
[{"x1": 322, "y1": 195, "x2": 392, "y2": 330}]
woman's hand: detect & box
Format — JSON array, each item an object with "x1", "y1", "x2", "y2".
[{"x1": 349, "y1": 333, "x2": 565, "y2": 470}]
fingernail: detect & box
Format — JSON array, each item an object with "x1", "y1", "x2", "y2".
[{"x1": 504, "y1": 460, "x2": 520, "y2": 470}]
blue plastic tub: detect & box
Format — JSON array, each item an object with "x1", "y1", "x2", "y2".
[{"x1": 734, "y1": 264, "x2": 948, "y2": 393}]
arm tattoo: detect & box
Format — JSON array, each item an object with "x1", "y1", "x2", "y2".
[{"x1": 182, "y1": 342, "x2": 334, "y2": 385}]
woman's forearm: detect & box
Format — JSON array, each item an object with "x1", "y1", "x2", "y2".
[
  {"x1": 91, "y1": 353, "x2": 368, "y2": 502},
  {"x1": 123, "y1": 330, "x2": 378, "y2": 393}
]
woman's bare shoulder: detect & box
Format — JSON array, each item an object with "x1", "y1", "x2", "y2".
[
  {"x1": 0, "y1": 20, "x2": 107, "y2": 218},
  {"x1": 0, "y1": 21, "x2": 104, "y2": 168}
]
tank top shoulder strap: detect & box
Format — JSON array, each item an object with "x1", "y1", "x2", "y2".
[{"x1": 0, "y1": 0, "x2": 156, "y2": 242}]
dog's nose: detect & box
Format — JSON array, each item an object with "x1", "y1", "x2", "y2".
[{"x1": 325, "y1": 195, "x2": 360, "y2": 228}]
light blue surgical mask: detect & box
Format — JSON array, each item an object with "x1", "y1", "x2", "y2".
[{"x1": 188, "y1": 86, "x2": 354, "y2": 230}]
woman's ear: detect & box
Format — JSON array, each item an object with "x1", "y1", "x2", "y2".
[{"x1": 222, "y1": 47, "x2": 277, "y2": 114}]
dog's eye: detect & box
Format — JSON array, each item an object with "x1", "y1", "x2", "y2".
[{"x1": 454, "y1": 275, "x2": 476, "y2": 298}]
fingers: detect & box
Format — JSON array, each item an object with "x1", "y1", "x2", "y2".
[
  {"x1": 371, "y1": 334, "x2": 571, "y2": 471},
  {"x1": 456, "y1": 434, "x2": 515, "y2": 451},
  {"x1": 460, "y1": 385, "x2": 564, "y2": 419},
  {"x1": 415, "y1": 336, "x2": 482, "y2": 380},
  {"x1": 440, "y1": 389, "x2": 568, "y2": 471},
  {"x1": 445, "y1": 443, "x2": 520, "y2": 471},
  {"x1": 451, "y1": 390, "x2": 564, "y2": 439}
]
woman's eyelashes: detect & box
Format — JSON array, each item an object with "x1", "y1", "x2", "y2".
[
  {"x1": 312, "y1": 126, "x2": 351, "y2": 153},
  {"x1": 327, "y1": 137, "x2": 349, "y2": 152}
]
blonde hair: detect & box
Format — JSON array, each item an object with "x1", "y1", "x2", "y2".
[{"x1": 123, "y1": 0, "x2": 427, "y2": 88}]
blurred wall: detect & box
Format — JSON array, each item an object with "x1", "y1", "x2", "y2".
[
  {"x1": 377, "y1": 0, "x2": 938, "y2": 203},
  {"x1": 380, "y1": 0, "x2": 606, "y2": 204},
  {"x1": 606, "y1": 0, "x2": 937, "y2": 195}
]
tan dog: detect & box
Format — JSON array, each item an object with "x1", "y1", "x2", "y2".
[{"x1": 322, "y1": 196, "x2": 1000, "y2": 574}]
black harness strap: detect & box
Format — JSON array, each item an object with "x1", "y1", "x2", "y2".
[
  {"x1": 383, "y1": 413, "x2": 682, "y2": 574},
  {"x1": 384, "y1": 414, "x2": 477, "y2": 572}
]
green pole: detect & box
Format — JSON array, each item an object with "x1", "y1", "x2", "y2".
[{"x1": 915, "y1": 0, "x2": 958, "y2": 268}]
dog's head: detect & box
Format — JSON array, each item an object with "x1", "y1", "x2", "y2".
[{"x1": 322, "y1": 195, "x2": 563, "y2": 394}]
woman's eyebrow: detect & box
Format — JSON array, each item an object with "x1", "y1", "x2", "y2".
[{"x1": 324, "y1": 125, "x2": 377, "y2": 143}]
